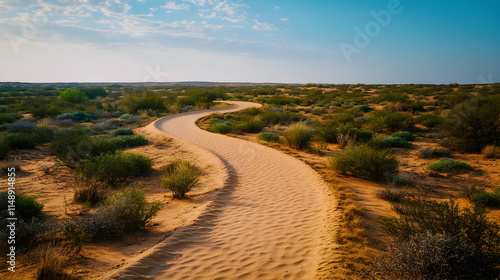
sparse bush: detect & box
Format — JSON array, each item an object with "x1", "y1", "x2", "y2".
[
  {"x1": 113, "y1": 128, "x2": 133, "y2": 136},
  {"x1": 470, "y1": 190, "x2": 500, "y2": 207},
  {"x1": 417, "y1": 113, "x2": 443, "y2": 128},
  {"x1": 233, "y1": 118, "x2": 266, "y2": 133},
  {"x1": 329, "y1": 145, "x2": 399, "y2": 180},
  {"x1": 122, "y1": 115, "x2": 143, "y2": 125},
  {"x1": 417, "y1": 147, "x2": 451, "y2": 158},
  {"x1": 116, "y1": 135, "x2": 148, "y2": 147},
  {"x1": 6, "y1": 132, "x2": 37, "y2": 149},
  {"x1": 482, "y1": 145, "x2": 500, "y2": 158},
  {"x1": 0, "y1": 113, "x2": 19, "y2": 124},
  {"x1": 93, "y1": 119, "x2": 121, "y2": 131},
  {"x1": 375, "y1": 188, "x2": 412, "y2": 203},
  {"x1": 64, "y1": 187, "x2": 161, "y2": 240},
  {"x1": 258, "y1": 132, "x2": 280, "y2": 142},
  {"x1": 367, "y1": 110, "x2": 415, "y2": 132},
  {"x1": 33, "y1": 127, "x2": 55, "y2": 143},
  {"x1": 119, "y1": 91, "x2": 165, "y2": 113},
  {"x1": 161, "y1": 159, "x2": 200, "y2": 198},
  {"x1": 373, "y1": 232, "x2": 496, "y2": 280},
  {"x1": 443, "y1": 96, "x2": 500, "y2": 152},
  {"x1": 354, "y1": 105, "x2": 372, "y2": 112},
  {"x1": 75, "y1": 151, "x2": 152, "y2": 184},
  {"x1": 391, "y1": 131, "x2": 415, "y2": 141},
  {"x1": 211, "y1": 121, "x2": 233, "y2": 134},
  {"x1": 383, "y1": 136, "x2": 412, "y2": 148},
  {"x1": 337, "y1": 132, "x2": 357, "y2": 149},
  {"x1": 59, "y1": 87, "x2": 87, "y2": 103},
  {"x1": 73, "y1": 177, "x2": 109, "y2": 205},
  {"x1": 428, "y1": 158, "x2": 473, "y2": 173},
  {"x1": 9, "y1": 119, "x2": 37, "y2": 133},
  {"x1": 70, "y1": 110, "x2": 94, "y2": 122},
  {"x1": 283, "y1": 123, "x2": 315, "y2": 150},
  {"x1": 367, "y1": 134, "x2": 387, "y2": 149},
  {"x1": 36, "y1": 245, "x2": 73, "y2": 280},
  {"x1": 379, "y1": 199, "x2": 500, "y2": 257},
  {"x1": 391, "y1": 176, "x2": 414, "y2": 187}
]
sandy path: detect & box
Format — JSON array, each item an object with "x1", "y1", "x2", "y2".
[{"x1": 107, "y1": 101, "x2": 339, "y2": 279}]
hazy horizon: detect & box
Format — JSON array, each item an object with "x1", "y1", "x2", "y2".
[{"x1": 1, "y1": 0, "x2": 499, "y2": 84}]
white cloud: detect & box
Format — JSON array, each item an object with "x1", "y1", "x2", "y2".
[
  {"x1": 162, "y1": 1, "x2": 190, "y2": 10},
  {"x1": 252, "y1": 19, "x2": 275, "y2": 31},
  {"x1": 274, "y1": 6, "x2": 279, "y2": 10},
  {"x1": 280, "y1": 18, "x2": 289, "y2": 21}
]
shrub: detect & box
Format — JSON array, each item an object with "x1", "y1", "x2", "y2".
[
  {"x1": 367, "y1": 134, "x2": 387, "y2": 149},
  {"x1": 64, "y1": 187, "x2": 161, "y2": 240},
  {"x1": 443, "y1": 96, "x2": 500, "y2": 152},
  {"x1": 428, "y1": 158, "x2": 473, "y2": 173},
  {"x1": 283, "y1": 123, "x2": 315, "y2": 150},
  {"x1": 116, "y1": 135, "x2": 148, "y2": 147},
  {"x1": 354, "y1": 105, "x2": 372, "y2": 112},
  {"x1": 233, "y1": 118, "x2": 266, "y2": 133},
  {"x1": 258, "y1": 132, "x2": 280, "y2": 142},
  {"x1": 51, "y1": 128, "x2": 90, "y2": 166},
  {"x1": 9, "y1": 119, "x2": 37, "y2": 133},
  {"x1": 391, "y1": 176, "x2": 414, "y2": 187},
  {"x1": 91, "y1": 136, "x2": 127, "y2": 155},
  {"x1": 337, "y1": 132, "x2": 357, "y2": 149},
  {"x1": 71, "y1": 110, "x2": 94, "y2": 122},
  {"x1": 482, "y1": 145, "x2": 500, "y2": 158},
  {"x1": 0, "y1": 113, "x2": 20, "y2": 124},
  {"x1": 113, "y1": 128, "x2": 133, "y2": 136},
  {"x1": 75, "y1": 151, "x2": 152, "y2": 184},
  {"x1": 122, "y1": 115, "x2": 143, "y2": 125},
  {"x1": 59, "y1": 87, "x2": 88, "y2": 103},
  {"x1": 383, "y1": 136, "x2": 412, "y2": 148},
  {"x1": 211, "y1": 121, "x2": 233, "y2": 134},
  {"x1": 93, "y1": 120, "x2": 121, "y2": 131},
  {"x1": 15, "y1": 194, "x2": 44, "y2": 220},
  {"x1": 470, "y1": 190, "x2": 500, "y2": 207},
  {"x1": 161, "y1": 160, "x2": 200, "y2": 198},
  {"x1": 379, "y1": 199, "x2": 500, "y2": 263},
  {"x1": 391, "y1": 131, "x2": 415, "y2": 141},
  {"x1": 0, "y1": 134, "x2": 8, "y2": 159},
  {"x1": 417, "y1": 113, "x2": 443, "y2": 128},
  {"x1": 6, "y1": 132, "x2": 36, "y2": 149},
  {"x1": 373, "y1": 232, "x2": 495, "y2": 280},
  {"x1": 417, "y1": 147, "x2": 451, "y2": 158},
  {"x1": 33, "y1": 127, "x2": 55, "y2": 143},
  {"x1": 119, "y1": 91, "x2": 165, "y2": 113},
  {"x1": 375, "y1": 188, "x2": 411, "y2": 203},
  {"x1": 329, "y1": 145, "x2": 399, "y2": 180},
  {"x1": 367, "y1": 110, "x2": 414, "y2": 132},
  {"x1": 73, "y1": 177, "x2": 109, "y2": 205}
]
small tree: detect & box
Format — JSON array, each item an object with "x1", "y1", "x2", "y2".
[{"x1": 59, "y1": 88, "x2": 88, "y2": 103}]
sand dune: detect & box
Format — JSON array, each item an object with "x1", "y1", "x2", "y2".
[{"x1": 106, "y1": 101, "x2": 340, "y2": 279}]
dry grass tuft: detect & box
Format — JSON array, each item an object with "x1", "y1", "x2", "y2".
[
  {"x1": 153, "y1": 135, "x2": 172, "y2": 148},
  {"x1": 36, "y1": 244, "x2": 74, "y2": 280}
]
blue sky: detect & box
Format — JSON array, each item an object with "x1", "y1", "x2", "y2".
[{"x1": 0, "y1": 0, "x2": 498, "y2": 84}]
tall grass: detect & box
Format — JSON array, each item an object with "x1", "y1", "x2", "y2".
[
  {"x1": 283, "y1": 123, "x2": 315, "y2": 150},
  {"x1": 161, "y1": 159, "x2": 200, "y2": 198}
]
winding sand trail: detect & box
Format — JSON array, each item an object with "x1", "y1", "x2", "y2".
[{"x1": 107, "y1": 101, "x2": 340, "y2": 279}]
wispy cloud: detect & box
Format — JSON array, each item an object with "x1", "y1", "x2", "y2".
[
  {"x1": 162, "y1": 1, "x2": 190, "y2": 10},
  {"x1": 252, "y1": 19, "x2": 275, "y2": 31}
]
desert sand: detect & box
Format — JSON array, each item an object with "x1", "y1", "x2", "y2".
[{"x1": 106, "y1": 101, "x2": 340, "y2": 279}]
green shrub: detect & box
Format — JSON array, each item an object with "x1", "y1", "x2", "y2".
[
  {"x1": 91, "y1": 136, "x2": 127, "y2": 155},
  {"x1": 211, "y1": 121, "x2": 233, "y2": 134},
  {"x1": 119, "y1": 91, "x2": 165, "y2": 113},
  {"x1": 258, "y1": 132, "x2": 280, "y2": 142},
  {"x1": 367, "y1": 110, "x2": 415, "y2": 132},
  {"x1": 391, "y1": 176, "x2": 414, "y2": 187},
  {"x1": 51, "y1": 128, "x2": 91, "y2": 166},
  {"x1": 470, "y1": 190, "x2": 500, "y2": 207},
  {"x1": 32, "y1": 127, "x2": 55, "y2": 144},
  {"x1": 16, "y1": 195, "x2": 44, "y2": 220},
  {"x1": 354, "y1": 105, "x2": 373, "y2": 112},
  {"x1": 161, "y1": 160, "x2": 200, "y2": 198},
  {"x1": 75, "y1": 151, "x2": 152, "y2": 184},
  {"x1": 113, "y1": 128, "x2": 133, "y2": 136},
  {"x1": 233, "y1": 118, "x2": 266, "y2": 133},
  {"x1": 367, "y1": 134, "x2": 387, "y2": 149},
  {"x1": 417, "y1": 113, "x2": 443, "y2": 128},
  {"x1": 329, "y1": 145, "x2": 399, "y2": 180},
  {"x1": 428, "y1": 158, "x2": 473, "y2": 173},
  {"x1": 65, "y1": 187, "x2": 161, "y2": 240},
  {"x1": 71, "y1": 110, "x2": 94, "y2": 122},
  {"x1": 283, "y1": 123, "x2": 315, "y2": 150},
  {"x1": 379, "y1": 199, "x2": 500, "y2": 258},
  {"x1": 6, "y1": 132, "x2": 36, "y2": 149},
  {"x1": 59, "y1": 88, "x2": 88, "y2": 103},
  {"x1": 116, "y1": 135, "x2": 148, "y2": 147},
  {"x1": 443, "y1": 96, "x2": 500, "y2": 152},
  {"x1": 0, "y1": 113, "x2": 20, "y2": 124},
  {"x1": 373, "y1": 232, "x2": 496, "y2": 280},
  {"x1": 103, "y1": 187, "x2": 161, "y2": 231},
  {"x1": 391, "y1": 131, "x2": 415, "y2": 141},
  {"x1": 383, "y1": 136, "x2": 412, "y2": 148}
]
